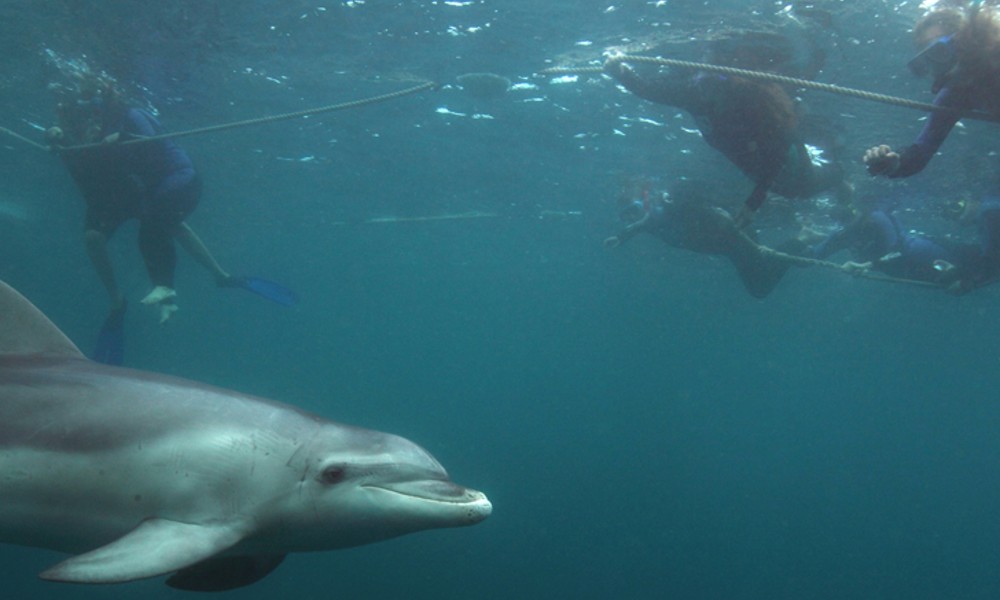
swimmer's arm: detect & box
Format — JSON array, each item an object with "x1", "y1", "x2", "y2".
[
  {"x1": 110, "y1": 108, "x2": 159, "y2": 143},
  {"x1": 889, "y1": 87, "x2": 963, "y2": 178},
  {"x1": 604, "y1": 59, "x2": 694, "y2": 109},
  {"x1": 91, "y1": 109, "x2": 158, "y2": 145},
  {"x1": 604, "y1": 214, "x2": 651, "y2": 248},
  {"x1": 809, "y1": 227, "x2": 852, "y2": 260}
]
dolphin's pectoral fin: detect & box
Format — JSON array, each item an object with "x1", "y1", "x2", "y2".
[
  {"x1": 166, "y1": 554, "x2": 287, "y2": 591},
  {"x1": 39, "y1": 518, "x2": 248, "y2": 584}
]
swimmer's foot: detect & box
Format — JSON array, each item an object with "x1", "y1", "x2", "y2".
[
  {"x1": 796, "y1": 225, "x2": 827, "y2": 245},
  {"x1": 141, "y1": 286, "x2": 177, "y2": 305},
  {"x1": 156, "y1": 302, "x2": 179, "y2": 324},
  {"x1": 141, "y1": 286, "x2": 179, "y2": 323}
]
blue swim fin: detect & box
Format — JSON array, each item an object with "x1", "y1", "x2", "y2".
[
  {"x1": 92, "y1": 304, "x2": 126, "y2": 366},
  {"x1": 223, "y1": 276, "x2": 298, "y2": 307}
]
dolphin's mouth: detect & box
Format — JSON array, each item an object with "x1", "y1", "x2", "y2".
[
  {"x1": 363, "y1": 480, "x2": 492, "y2": 509},
  {"x1": 361, "y1": 479, "x2": 493, "y2": 525}
]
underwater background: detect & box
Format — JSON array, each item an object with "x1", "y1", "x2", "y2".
[{"x1": 3, "y1": 1, "x2": 1000, "y2": 598}]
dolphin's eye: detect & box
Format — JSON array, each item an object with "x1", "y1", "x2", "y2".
[{"x1": 320, "y1": 466, "x2": 347, "y2": 485}]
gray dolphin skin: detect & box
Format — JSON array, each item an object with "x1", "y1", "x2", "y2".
[{"x1": 0, "y1": 280, "x2": 491, "y2": 592}]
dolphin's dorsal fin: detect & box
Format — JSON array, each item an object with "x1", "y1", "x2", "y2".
[
  {"x1": 39, "y1": 518, "x2": 250, "y2": 584},
  {"x1": 0, "y1": 280, "x2": 83, "y2": 358}
]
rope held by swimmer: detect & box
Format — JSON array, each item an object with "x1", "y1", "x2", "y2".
[
  {"x1": 741, "y1": 232, "x2": 945, "y2": 289},
  {"x1": 2, "y1": 81, "x2": 437, "y2": 152},
  {"x1": 541, "y1": 55, "x2": 1000, "y2": 124}
]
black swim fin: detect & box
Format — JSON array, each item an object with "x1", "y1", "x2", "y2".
[
  {"x1": 92, "y1": 303, "x2": 126, "y2": 366},
  {"x1": 729, "y1": 239, "x2": 806, "y2": 299},
  {"x1": 221, "y1": 276, "x2": 298, "y2": 307}
]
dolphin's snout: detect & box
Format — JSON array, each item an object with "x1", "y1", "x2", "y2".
[{"x1": 465, "y1": 491, "x2": 492, "y2": 523}]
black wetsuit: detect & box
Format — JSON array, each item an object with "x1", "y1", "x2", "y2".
[
  {"x1": 613, "y1": 199, "x2": 791, "y2": 298},
  {"x1": 609, "y1": 64, "x2": 845, "y2": 213},
  {"x1": 61, "y1": 104, "x2": 199, "y2": 288}
]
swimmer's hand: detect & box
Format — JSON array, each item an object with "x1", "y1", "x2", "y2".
[
  {"x1": 603, "y1": 236, "x2": 622, "y2": 249},
  {"x1": 102, "y1": 132, "x2": 121, "y2": 144},
  {"x1": 45, "y1": 127, "x2": 64, "y2": 145},
  {"x1": 842, "y1": 261, "x2": 872, "y2": 275},
  {"x1": 603, "y1": 52, "x2": 633, "y2": 78},
  {"x1": 946, "y1": 279, "x2": 975, "y2": 295},
  {"x1": 796, "y1": 225, "x2": 827, "y2": 245},
  {"x1": 863, "y1": 144, "x2": 900, "y2": 177}
]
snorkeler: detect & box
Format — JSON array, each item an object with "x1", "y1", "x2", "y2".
[
  {"x1": 604, "y1": 182, "x2": 797, "y2": 298},
  {"x1": 803, "y1": 195, "x2": 1000, "y2": 292},
  {"x1": 603, "y1": 13, "x2": 851, "y2": 227},
  {"x1": 46, "y1": 68, "x2": 296, "y2": 365},
  {"x1": 864, "y1": 3, "x2": 1000, "y2": 178}
]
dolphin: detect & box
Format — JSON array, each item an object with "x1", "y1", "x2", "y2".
[{"x1": 0, "y1": 280, "x2": 491, "y2": 592}]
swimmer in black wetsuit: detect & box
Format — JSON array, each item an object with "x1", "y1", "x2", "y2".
[
  {"x1": 865, "y1": 4, "x2": 1000, "y2": 178},
  {"x1": 46, "y1": 70, "x2": 296, "y2": 364},
  {"x1": 603, "y1": 18, "x2": 851, "y2": 227},
  {"x1": 604, "y1": 185, "x2": 795, "y2": 298},
  {"x1": 48, "y1": 73, "x2": 237, "y2": 325}
]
